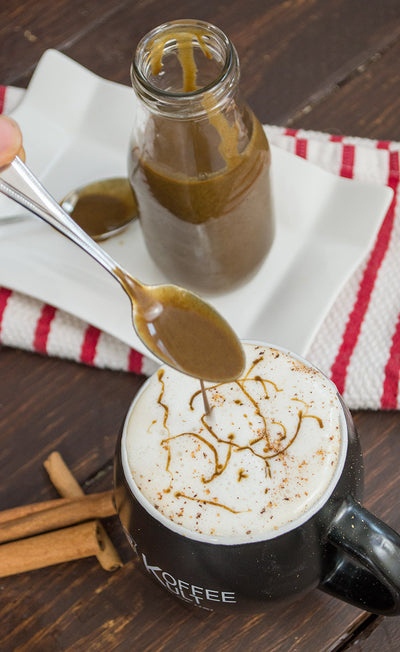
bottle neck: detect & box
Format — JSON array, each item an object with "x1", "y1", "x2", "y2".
[{"x1": 131, "y1": 20, "x2": 240, "y2": 119}]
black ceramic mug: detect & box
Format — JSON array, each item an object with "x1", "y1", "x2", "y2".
[{"x1": 114, "y1": 343, "x2": 400, "y2": 614}]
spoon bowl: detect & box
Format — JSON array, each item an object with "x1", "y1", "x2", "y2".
[
  {"x1": 117, "y1": 272, "x2": 245, "y2": 382},
  {"x1": 0, "y1": 157, "x2": 245, "y2": 382},
  {"x1": 61, "y1": 177, "x2": 137, "y2": 241}
]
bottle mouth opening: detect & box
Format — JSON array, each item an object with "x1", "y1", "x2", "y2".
[{"x1": 131, "y1": 19, "x2": 236, "y2": 100}]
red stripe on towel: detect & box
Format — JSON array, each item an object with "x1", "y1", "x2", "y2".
[
  {"x1": 80, "y1": 325, "x2": 101, "y2": 365},
  {"x1": 0, "y1": 86, "x2": 6, "y2": 114},
  {"x1": 0, "y1": 287, "x2": 12, "y2": 333},
  {"x1": 295, "y1": 138, "x2": 308, "y2": 158},
  {"x1": 33, "y1": 304, "x2": 57, "y2": 353},
  {"x1": 339, "y1": 144, "x2": 356, "y2": 179},
  {"x1": 284, "y1": 128, "x2": 299, "y2": 137},
  {"x1": 128, "y1": 348, "x2": 144, "y2": 373},
  {"x1": 376, "y1": 141, "x2": 391, "y2": 150}
]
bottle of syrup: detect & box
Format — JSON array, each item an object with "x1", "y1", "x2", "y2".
[{"x1": 129, "y1": 19, "x2": 274, "y2": 294}]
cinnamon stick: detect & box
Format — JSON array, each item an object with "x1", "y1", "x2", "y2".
[
  {"x1": 0, "y1": 521, "x2": 104, "y2": 578},
  {"x1": 44, "y1": 451, "x2": 83, "y2": 498},
  {"x1": 0, "y1": 491, "x2": 116, "y2": 544},
  {"x1": 44, "y1": 451, "x2": 122, "y2": 571},
  {"x1": 0, "y1": 497, "x2": 72, "y2": 524}
]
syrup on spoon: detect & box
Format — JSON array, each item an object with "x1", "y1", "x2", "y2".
[
  {"x1": 61, "y1": 177, "x2": 137, "y2": 241},
  {"x1": 0, "y1": 157, "x2": 245, "y2": 383}
]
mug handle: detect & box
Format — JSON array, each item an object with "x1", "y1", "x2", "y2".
[{"x1": 320, "y1": 496, "x2": 400, "y2": 615}]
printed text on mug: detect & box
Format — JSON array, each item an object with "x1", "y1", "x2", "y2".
[{"x1": 142, "y1": 554, "x2": 236, "y2": 607}]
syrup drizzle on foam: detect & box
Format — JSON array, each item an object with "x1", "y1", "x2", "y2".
[{"x1": 124, "y1": 344, "x2": 343, "y2": 541}]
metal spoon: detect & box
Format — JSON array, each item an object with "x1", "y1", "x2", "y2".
[
  {"x1": 0, "y1": 157, "x2": 245, "y2": 382},
  {"x1": 0, "y1": 177, "x2": 137, "y2": 237}
]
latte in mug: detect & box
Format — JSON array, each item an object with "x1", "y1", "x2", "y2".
[{"x1": 124, "y1": 343, "x2": 343, "y2": 541}]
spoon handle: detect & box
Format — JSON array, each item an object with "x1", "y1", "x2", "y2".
[{"x1": 0, "y1": 157, "x2": 124, "y2": 282}]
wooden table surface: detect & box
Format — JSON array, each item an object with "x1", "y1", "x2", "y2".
[{"x1": 1, "y1": 1, "x2": 400, "y2": 650}]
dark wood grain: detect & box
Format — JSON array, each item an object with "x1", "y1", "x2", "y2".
[
  {"x1": 291, "y1": 38, "x2": 400, "y2": 140},
  {"x1": 0, "y1": 558, "x2": 362, "y2": 652},
  {"x1": 348, "y1": 615, "x2": 400, "y2": 650},
  {"x1": 58, "y1": 0, "x2": 400, "y2": 125},
  {"x1": 3, "y1": 0, "x2": 400, "y2": 126},
  {"x1": 1, "y1": 0, "x2": 400, "y2": 650},
  {"x1": 0, "y1": 0, "x2": 127, "y2": 85}
]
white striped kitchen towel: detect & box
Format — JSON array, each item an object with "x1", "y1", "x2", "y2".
[{"x1": 1, "y1": 86, "x2": 399, "y2": 409}]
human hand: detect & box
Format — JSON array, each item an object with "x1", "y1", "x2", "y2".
[{"x1": 0, "y1": 115, "x2": 25, "y2": 167}]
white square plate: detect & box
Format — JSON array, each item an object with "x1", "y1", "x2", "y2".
[{"x1": 0, "y1": 50, "x2": 393, "y2": 357}]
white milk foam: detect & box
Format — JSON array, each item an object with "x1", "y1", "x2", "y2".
[{"x1": 125, "y1": 344, "x2": 342, "y2": 539}]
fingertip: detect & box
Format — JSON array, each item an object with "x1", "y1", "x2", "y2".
[{"x1": 0, "y1": 116, "x2": 23, "y2": 167}]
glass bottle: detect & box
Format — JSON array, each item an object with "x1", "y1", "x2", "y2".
[{"x1": 129, "y1": 19, "x2": 274, "y2": 294}]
